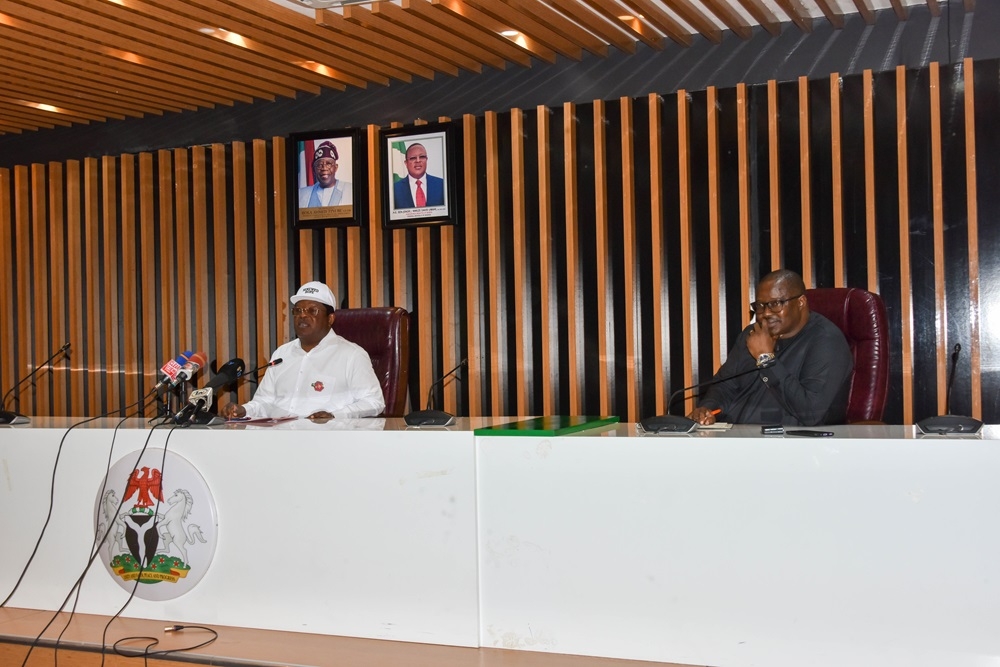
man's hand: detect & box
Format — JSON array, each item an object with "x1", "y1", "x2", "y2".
[
  {"x1": 746, "y1": 319, "x2": 778, "y2": 359},
  {"x1": 221, "y1": 403, "x2": 246, "y2": 420},
  {"x1": 308, "y1": 410, "x2": 333, "y2": 423},
  {"x1": 687, "y1": 406, "x2": 717, "y2": 425}
]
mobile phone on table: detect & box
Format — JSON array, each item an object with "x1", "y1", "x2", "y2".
[{"x1": 785, "y1": 429, "x2": 834, "y2": 437}]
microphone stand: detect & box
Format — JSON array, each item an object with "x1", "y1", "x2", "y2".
[
  {"x1": 642, "y1": 365, "x2": 762, "y2": 433},
  {"x1": 405, "y1": 358, "x2": 467, "y2": 426},
  {"x1": 1, "y1": 343, "x2": 71, "y2": 413}
]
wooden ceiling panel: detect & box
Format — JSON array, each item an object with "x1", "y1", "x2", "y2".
[{"x1": 0, "y1": 0, "x2": 934, "y2": 135}]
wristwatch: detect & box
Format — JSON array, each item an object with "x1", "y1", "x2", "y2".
[{"x1": 756, "y1": 352, "x2": 776, "y2": 368}]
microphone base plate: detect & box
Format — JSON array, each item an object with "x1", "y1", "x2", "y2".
[
  {"x1": 0, "y1": 411, "x2": 29, "y2": 425},
  {"x1": 404, "y1": 409, "x2": 456, "y2": 427},
  {"x1": 639, "y1": 415, "x2": 698, "y2": 434},
  {"x1": 916, "y1": 414, "x2": 984, "y2": 435}
]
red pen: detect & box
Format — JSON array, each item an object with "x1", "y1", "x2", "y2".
[{"x1": 710, "y1": 408, "x2": 722, "y2": 416}]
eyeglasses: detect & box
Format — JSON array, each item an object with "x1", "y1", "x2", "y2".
[
  {"x1": 292, "y1": 306, "x2": 324, "y2": 317},
  {"x1": 750, "y1": 293, "x2": 803, "y2": 314}
]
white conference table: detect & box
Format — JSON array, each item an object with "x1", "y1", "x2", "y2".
[{"x1": 2, "y1": 417, "x2": 999, "y2": 667}]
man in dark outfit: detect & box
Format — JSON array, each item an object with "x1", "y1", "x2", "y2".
[{"x1": 687, "y1": 269, "x2": 853, "y2": 426}]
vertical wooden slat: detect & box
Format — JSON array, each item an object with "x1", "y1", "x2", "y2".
[
  {"x1": 563, "y1": 102, "x2": 581, "y2": 414},
  {"x1": 416, "y1": 223, "x2": 433, "y2": 409},
  {"x1": 593, "y1": 99, "x2": 610, "y2": 415},
  {"x1": 272, "y1": 137, "x2": 291, "y2": 338},
  {"x1": 251, "y1": 139, "x2": 273, "y2": 403},
  {"x1": 83, "y1": 158, "x2": 101, "y2": 413},
  {"x1": 366, "y1": 126, "x2": 384, "y2": 308},
  {"x1": 157, "y1": 150, "x2": 177, "y2": 397},
  {"x1": 120, "y1": 155, "x2": 140, "y2": 410},
  {"x1": 768, "y1": 79, "x2": 781, "y2": 268},
  {"x1": 706, "y1": 87, "x2": 722, "y2": 370},
  {"x1": 964, "y1": 58, "x2": 982, "y2": 419},
  {"x1": 191, "y1": 147, "x2": 212, "y2": 367},
  {"x1": 737, "y1": 83, "x2": 752, "y2": 320},
  {"x1": 14, "y1": 167, "x2": 31, "y2": 413},
  {"x1": 648, "y1": 93, "x2": 665, "y2": 414},
  {"x1": 212, "y1": 144, "x2": 230, "y2": 369},
  {"x1": 47, "y1": 162, "x2": 67, "y2": 416},
  {"x1": 138, "y1": 153, "x2": 157, "y2": 400},
  {"x1": 536, "y1": 105, "x2": 554, "y2": 416},
  {"x1": 344, "y1": 220, "x2": 361, "y2": 305},
  {"x1": 436, "y1": 117, "x2": 458, "y2": 414},
  {"x1": 485, "y1": 111, "x2": 504, "y2": 416},
  {"x1": 677, "y1": 91, "x2": 695, "y2": 409},
  {"x1": 232, "y1": 142, "x2": 251, "y2": 371},
  {"x1": 798, "y1": 76, "x2": 813, "y2": 285},
  {"x1": 0, "y1": 168, "x2": 13, "y2": 405},
  {"x1": 462, "y1": 113, "x2": 483, "y2": 415},
  {"x1": 620, "y1": 96, "x2": 638, "y2": 422},
  {"x1": 896, "y1": 65, "x2": 914, "y2": 425},
  {"x1": 31, "y1": 164, "x2": 51, "y2": 415},
  {"x1": 101, "y1": 156, "x2": 121, "y2": 413},
  {"x1": 173, "y1": 148, "x2": 194, "y2": 353},
  {"x1": 511, "y1": 108, "x2": 529, "y2": 415},
  {"x1": 863, "y1": 69, "x2": 879, "y2": 293},
  {"x1": 65, "y1": 161, "x2": 84, "y2": 416},
  {"x1": 325, "y1": 228, "x2": 339, "y2": 300},
  {"x1": 830, "y1": 73, "x2": 845, "y2": 287},
  {"x1": 929, "y1": 63, "x2": 948, "y2": 415}
]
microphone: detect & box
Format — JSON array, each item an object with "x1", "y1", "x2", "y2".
[
  {"x1": 238, "y1": 357, "x2": 283, "y2": 380},
  {"x1": 916, "y1": 342, "x2": 983, "y2": 434},
  {"x1": 152, "y1": 350, "x2": 195, "y2": 392},
  {"x1": 205, "y1": 357, "x2": 246, "y2": 389},
  {"x1": 404, "y1": 358, "x2": 467, "y2": 427},
  {"x1": 639, "y1": 365, "x2": 762, "y2": 433},
  {"x1": 1, "y1": 342, "x2": 71, "y2": 424},
  {"x1": 170, "y1": 351, "x2": 207, "y2": 387},
  {"x1": 172, "y1": 387, "x2": 214, "y2": 425}
]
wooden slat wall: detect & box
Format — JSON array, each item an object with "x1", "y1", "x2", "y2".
[{"x1": 1, "y1": 59, "x2": 997, "y2": 425}]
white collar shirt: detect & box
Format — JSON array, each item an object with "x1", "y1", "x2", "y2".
[{"x1": 241, "y1": 329, "x2": 385, "y2": 419}]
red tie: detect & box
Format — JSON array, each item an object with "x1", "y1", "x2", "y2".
[{"x1": 415, "y1": 179, "x2": 426, "y2": 207}]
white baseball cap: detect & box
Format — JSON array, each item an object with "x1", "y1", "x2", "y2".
[{"x1": 290, "y1": 281, "x2": 337, "y2": 310}]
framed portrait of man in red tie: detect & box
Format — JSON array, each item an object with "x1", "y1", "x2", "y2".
[{"x1": 381, "y1": 122, "x2": 461, "y2": 229}]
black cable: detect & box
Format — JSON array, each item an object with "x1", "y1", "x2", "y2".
[
  {"x1": 17, "y1": 413, "x2": 180, "y2": 667},
  {"x1": 98, "y1": 435, "x2": 176, "y2": 667},
  {"x1": 0, "y1": 387, "x2": 162, "y2": 609},
  {"x1": 112, "y1": 624, "x2": 219, "y2": 667}
]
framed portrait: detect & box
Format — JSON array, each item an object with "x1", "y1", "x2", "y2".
[
  {"x1": 380, "y1": 121, "x2": 461, "y2": 228},
  {"x1": 288, "y1": 128, "x2": 366, "y2": 229}
]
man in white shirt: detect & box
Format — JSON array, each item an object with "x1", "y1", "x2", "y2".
[{"x1": 221, "y1": 281, "x2": 385, "y2": 420}]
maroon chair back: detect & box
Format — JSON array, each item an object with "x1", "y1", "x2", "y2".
[
  {"x1": 332, "y1": 307, "x2": 410, "y2": 417},
  {"x1": 805, "y1": 288, "x2": 889, "y2": 423}
]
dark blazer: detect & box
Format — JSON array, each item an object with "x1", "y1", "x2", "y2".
[{"x1": 393, "y1": 174, "x2": 445, "y2": 209}]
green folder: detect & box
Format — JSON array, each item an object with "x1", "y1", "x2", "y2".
[{"x1": 474, "y1": 415, "x2": 619, "y2": 436}]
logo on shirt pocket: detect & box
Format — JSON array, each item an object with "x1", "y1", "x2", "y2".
[{"x1": 311, "y1": 381, "x2": 324, "y2": 392}]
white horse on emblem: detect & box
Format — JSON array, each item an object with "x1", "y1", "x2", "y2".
[
  {"x1": 97, "y1": 489, "x2": 129, "y2": 557},
  {"x1": 156, "y1": 489, "x2": 206, "y2": 565}
]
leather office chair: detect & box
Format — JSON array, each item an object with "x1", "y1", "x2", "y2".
[
  {"x1": 332, "y1": 307, "x2": 410, "y2": 417},
  {"x1": 805, "y1": 287, "x2": 889, "y2": 423}
]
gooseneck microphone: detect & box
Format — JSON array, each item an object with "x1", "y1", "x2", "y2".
[
  {"x1": 239, "y1": 357, "x2": 283, "y2": 381},
  {"x1": 640, "y1": 365, "x2": 763, "y2": 433},
  {"x1": 1, "y1": 343, "x2": 71, "y2": 425},
  {"x1": 404, "y1": 358, "x2": 468, "y2": 427},
  {"x1": 945, "y1": 343, "x2": 961, "y2": 415},
  {"x1": 916, "y1": 342, "x2": 983, "y2": 434}
]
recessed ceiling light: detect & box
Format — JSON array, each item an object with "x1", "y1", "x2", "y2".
[{"x1": 500, "y1": 29, "x2": 519, "y2": 37}]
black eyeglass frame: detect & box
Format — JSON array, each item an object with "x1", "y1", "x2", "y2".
[{"x1": 749, "y1": 293, "x2": 804, "y2": 315}]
